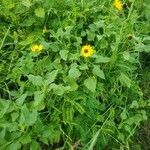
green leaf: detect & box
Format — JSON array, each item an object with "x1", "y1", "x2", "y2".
[
  {"x1": 120, "y1": 109, "x2": 127, "y2": 120},
  {"x1": 65, "y1": 77, "x2": 78, "y2": 91},
  {"x1": 11, "y1": 112, "x2": 19, "y2": 122},
  {"x1": 95, "y1": 55, "x2": 110, "y2": 63},
  {"x1": 79, "y1": 64, "x2": 89, "y2": 70},
  {"x1": 59, "y1": 50, "x2": 69, "y2": 60},
  {"x1": 20, "y1": 134, "x2": 31, "y2": 144},
  {"x1": 21, "y1": 0, "x2": 32, "y2": 8},
  {"x1": 74, "y1": 102, "x2": 85, "y2": 114},
  {"x1": 119, "y1": 73, "x2": 131, "y2": 88},
  {"x1": 35, "y1": 8, "x2": 45, "y2": 18},
  {"x1": 130, "y1": 100, "x2": 139, "y2": 109},
  {"x1": 100, "y1": 38, "x2": 108, "y2": 49},
  {"x1": 0, "y1": 99, "x2": 10, "y2": 118},
  {"x1": 92, "y1": 65, "x2": 105, "y2": 79},
  {"x1": 20, "y1": 105, "x2": 38, "y2": 126},
  {"x1": 33, "y1": 91, "x2": 45, "y2": 111},
  {"x1": 6, "y1": 141, "x2": 21, "y2": 150},
  {"x1": 16, "y1": 93, "x2": 27, "y2": 106},
  {"x1": 84, "y1": 77, "x2": 97, "y2": 92},
  {"x1": 30, "y1": 140, "x2": 40, "y2": 150},
  {"x1": 28, "y1": 75, "x2": 43, "y2": 86},
  {"x1": 63, "y1": 107, "x2": 74, "y2": 123},
  {"x1": 123, "y1": 51, "x2": 130, "y2": 60},
  {"x1": 68, "y1": 65, "x2": 81, "y2": 79},
  {"x1": 45, "y1": 70, "x2": 58, "y2": 85},
  {"x1": 49, "y1": 84, "x2": 70, "y2": 96},
  {"x1": 88, "y1": 130, "x2": 100, "y2": 150}
]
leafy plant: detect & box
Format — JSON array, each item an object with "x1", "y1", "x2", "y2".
[{"x1": 0, "y1": 0, "x2": 150, "y2": 149}]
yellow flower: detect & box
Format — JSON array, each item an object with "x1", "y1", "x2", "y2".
[
  {"x1": 80, "y1": 45, "x2": 94, "y2": 58},
  {"x1": 31, "y1": 44, "x2": 43, "y2": 52},
  {"x1": 114, "y1": 0, "x2": 123, "y2": 11}
]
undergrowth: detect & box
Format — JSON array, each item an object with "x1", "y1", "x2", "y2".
[{"x1": 0, "y1": 0, "x2": 150, "y2": 149}]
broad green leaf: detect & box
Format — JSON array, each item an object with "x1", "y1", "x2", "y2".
[
  {"x1": 79, "y1": 64, "x2": 89, "y2": 70},
  {"x1": 35, "y1": 8, "x2": 45, "y2": 18},
  {"x1": 95, "y1": 55, "x2": 110, "y2": 63},
  {"x1": 6, "y1": 141, "x2": 21, "y2": 150},
  {"x1": 119, "y1": 73, "x2": 131, "y2": 88},
  {"x1": 86, "y1": 30, "x2": 95, "y2": 41},
  {"x1": 0, "y1": 99, "x2": 10, "y2": 118},
  {"x1": 33, "y1": 91, "x2": 45, "y2": 110},
  {"x1": 65, "y1": 77, "x2": 78, "y2": 91},
  {"x1": 92, "y1": 65, "x2": 105, "y2": 79},
  {"x1": 20, "y1": 105, "x2": 38, "y2": 126},
  {"x1": 20, "y1": 134, "x2": 31, "y2": 144},
  {"x1": 16, "y1": 93, "x2": 27, "y2": 106},
  {"x1": 135, "y1": 43, "x2": 150, "y2": 52},
  {"x1": 68, "y1": 66, "x2": 81, "y2": 79},
  {"x1": 49, "y1": 84, "x2": 70, "y2": 96},
  {"x1": 59, "y1": 50, "x2": 69, "y2": 60},
  {"x1": 30, "y1": 140, "x2": 40, "y2": 150},
  {"x1": 11, "y1": 112, "x2": 19, "y2": 122},
  {"x1": 84, "y1": 77, "x2": 97, "y2": 92},
  {"x1": 19, "y1": 32, "x2": 40, "y2": 45},
  {"x1": 45, "y1": 70, "x2": 58, "y2": 85},
  {"x1": 100, "y1": 38, "x2": 108, "y2": 49},
  {"x1": 28, "y1": 75, "x2": 43, "y2": 86},
  {"x1": 21, "y1": 0, "x2": 32, "y2": 8}
]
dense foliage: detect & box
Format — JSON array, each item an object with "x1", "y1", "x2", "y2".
[{"x1": 0, "y1": 0, "x2": 150, "y2": 149}]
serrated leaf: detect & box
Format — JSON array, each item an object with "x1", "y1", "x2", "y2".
[
  {"x1": 49, "y1": 84, "x2": 68, "y2": 96},
  {"x1": 84, "y1": 77, "x2": 97, "y2": 92},
  {"x1": 20, "y1": 105, "x2": 38, "y2": 126},
  {"x1": 74, "y1": 102, "x2": 85, "y2": 114},
  {"x1": 45, "y1": 70, "x2": 58, "y2": 85},
  {"x1": 35, "y1": 8, "x2": 45, "y2": 18},
  {"x1": 59, "y1": 50, "x2": 69, "y2": 60},
  {"x1": 0, "y1": 99, "x2": 10, "y2": 118},
  {"x1": 28, "y1": 75, "x2": 43, "y2": 86},
  {"x1": 100, "y1": 38, "x2": 108, "y2": 49},
  {"x1": 20, "y1": 134, "x2": 31, "y2": 144},
  {"x1": 79, "y1": 64, "x2": 89, "y2": 70},
  {"x1": 33, "y1": 91, "x2": 45, "y2": 110},
  {"x1": 16, "y1": 93, "x2": 27, "y2": 106},
  {"x1": 63, "y1": 107, "x2": 74, "y2": 123},
  {"x1": 66, "y1": 78, "x2": 78, "y2": 91},
  {"x1": 68, "y1": 66, "x2": 81, "y2": 79},
  {"x1": 6, "y1": 141, "x2": 21, "y2": 150},
  {"x1": 95, "y1": 55, "x2": 110, "y2": 63},
  {"x1": 92, "y1": 65, "x2": 105, "y2": 79}
]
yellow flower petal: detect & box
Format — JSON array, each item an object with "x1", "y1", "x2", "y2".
[
  {"x1": 114, "y1": 0, "x2": 123, "y2": 11},
  {"x1": 31, "y1": 44, "x2": 43, "y2": 52},
  {"x1": 80, "y1": 45, "x2": 94, "y2": 58}
]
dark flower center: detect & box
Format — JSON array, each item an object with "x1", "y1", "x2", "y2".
[{"x1": 84, "y1": 49, "x2": 89, "y2": 53}]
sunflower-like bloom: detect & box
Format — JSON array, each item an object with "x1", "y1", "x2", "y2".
[
  {"x1": 31, "y1": 44, "x2": 43, "y2": 52},
  {"x1": 114, "y1": 0, "x2": 123, "y2": 11},
  {"x1": 80, "y1": 45, "x2": 94, "y2": 58}
]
